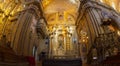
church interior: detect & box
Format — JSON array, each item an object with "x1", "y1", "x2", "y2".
[{"x1": 0, "y1": 0, "x2": 120, "y2": 66}]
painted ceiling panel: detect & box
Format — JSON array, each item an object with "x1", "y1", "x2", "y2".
[{"x1": 42, "y1": 0, "x2": 79, "y2": 25}]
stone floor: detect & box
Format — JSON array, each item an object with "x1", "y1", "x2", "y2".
[
  {"x1": 82, "y1": 63, "x2": 91, "y2": 66},
  {"x1": 36, "y1": 61, "x2": 42, "y2": 66},
  {"x1": 36, "y1": 61, "x2": 91, "y2": 66}
]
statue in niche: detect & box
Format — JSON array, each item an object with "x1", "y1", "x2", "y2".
[{"x1": 58, "y1": 34, "x2": 64, "y2": 49}]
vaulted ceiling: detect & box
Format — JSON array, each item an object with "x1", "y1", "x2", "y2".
[
  {"x1": 100, "y1": 0, "x2": 120, "y2": 12},
  {"x1": 41, "y1": 0, "x2": 80, "y2": 25},
  {"x1": 41, "y1": 0, "x2": 120, "y2": 26}
]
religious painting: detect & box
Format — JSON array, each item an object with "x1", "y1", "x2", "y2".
[{"x1": 58, "y1": 34, "x2": 64, "y2": 49}]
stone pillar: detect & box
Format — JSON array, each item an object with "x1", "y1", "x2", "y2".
[
  {"x1": 11, "y1": 3, "x2": 42, "y2": 56},
  {"x1": 77, "y1": 0, "x2": 120, "y2": 63}
]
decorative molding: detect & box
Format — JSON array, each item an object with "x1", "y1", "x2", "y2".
[{"x1": 76, "y1": 0, "x2": 120, "y2": 26}]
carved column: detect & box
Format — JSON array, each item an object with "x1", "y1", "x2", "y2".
[
  {"x1": 11, "y1": 3, "x2": 42, "y2": 55},
  {"x1": 77, "y1": 0, "x2": 120, "y2": 63}
]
